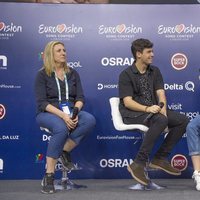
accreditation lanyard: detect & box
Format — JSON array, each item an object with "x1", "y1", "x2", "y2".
[{"x1": 54, "y1": 71, "x2": 69, "y2": 103}]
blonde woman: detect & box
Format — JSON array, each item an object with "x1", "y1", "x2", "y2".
[{"x1": 35, "y1": 41, "x2": 95, "y2": 193}]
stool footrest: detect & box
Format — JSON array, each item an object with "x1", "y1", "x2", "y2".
[
  {"x1": 55, "y1": 178, "x2": 87, "y2": 190},
  {"x1": 128, "y1": 181, "x2": 166, "y2": 191}
]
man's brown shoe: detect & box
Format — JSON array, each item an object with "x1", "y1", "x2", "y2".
[
  {"x1": 127, "y1": 162, "x2": 149, "y2": 186},
  {"x1": 149, "y1": 158, "x2": 181, "y2": 175}
]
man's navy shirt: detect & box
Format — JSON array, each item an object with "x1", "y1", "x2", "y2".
[{"x1": 118, "y1": 63, "x2": 164, "y2": 118}]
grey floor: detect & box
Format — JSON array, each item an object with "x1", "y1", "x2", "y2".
[{"x1": 0, "y1": 179, "x2": 200, "y2": 200}]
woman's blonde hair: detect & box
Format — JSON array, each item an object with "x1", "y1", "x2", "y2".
[{"x1": 43, "y1": 41, "x2": 69, "y2": 76}]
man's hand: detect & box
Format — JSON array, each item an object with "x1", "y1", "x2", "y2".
[{"x1": 147, "y1": 105, "x2": 162, "y2": 114}]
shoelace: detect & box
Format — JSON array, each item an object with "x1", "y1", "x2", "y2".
[{"x1": 46, "y1": 174, "x2": 54, "y2": 185}]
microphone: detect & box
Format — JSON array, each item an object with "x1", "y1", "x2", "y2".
[
  {"x1": 143, "y1": 102, "x2": 164, "y2": 125},
  {"x1": 69, "y1": 107, "x2": 79, "y2": 134},
  {"x1": 71, "y1": 107, "x2": 79, "y2": 120}
]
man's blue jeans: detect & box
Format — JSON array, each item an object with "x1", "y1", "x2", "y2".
[
  {"x1": 187, "y1": 115, "x2": 200, "y2": 156},
  {"x1": 36, "y1": 111, "x2": 96, "y2": 159}
]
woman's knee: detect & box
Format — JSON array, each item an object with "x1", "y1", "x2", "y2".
[
  {"x1": 52, "y1": 123, "x2": 68, "y2": 135},
  {"x1": 87, "y1": 113, "x2": 96, "y2": 128},
  {"x1": 186, "y1": 121, "x2": 199, "y2": 135},
  {"x1": 79, "y1": 111, "x2": 96, "y2": 128},
  {"x1": 187, "y1": 117, "x2": 200, "y2": 131},
  {"x1": 70, "y1": 112, "x2": 96, "y2": 144}
]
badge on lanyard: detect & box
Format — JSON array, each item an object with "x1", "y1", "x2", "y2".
[{"x1": 59, "y1": 102, "x2": 72, "y2": 115}]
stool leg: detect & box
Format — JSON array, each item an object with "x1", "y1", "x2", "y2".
[
  {"x1": 54, "y1": 170, "x2": 70, "y2": 190},
  {"x1": 144, "y1": 167, "x2": 166, "y2": 190},
  {"x1": 55, "y1": 168, "x2": 87, "y2": 191}
]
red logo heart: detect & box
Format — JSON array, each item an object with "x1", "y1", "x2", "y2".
[
  {"x1": 116, "y1": 24, "x2": 126, "y2": 34},
  {"x1": 57, "y1": 24, "x2": 66, "y2": 33},
  {"x1": 0, "y1": 22, "x2": 5, "y2": 31},
  {"x1": 175, "y1": 24, "x2": 185, "y2": 34}
]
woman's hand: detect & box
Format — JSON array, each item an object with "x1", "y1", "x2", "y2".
[{"x1": 62, "y1": 113, "x2": 78, "y2": 130}]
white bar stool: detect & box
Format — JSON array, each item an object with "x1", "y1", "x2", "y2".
[{"x1": 109, "y1": 97, "x2": 165, "y2": 190}]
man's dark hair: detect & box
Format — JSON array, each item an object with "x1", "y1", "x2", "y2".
[{"x1": 131, "y1": 38, "x2": 153, "y2": 60}]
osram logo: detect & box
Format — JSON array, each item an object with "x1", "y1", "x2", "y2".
[
  {"x1": 100, "y1": 158, "x2": 133, "y2": 168},
  {"x1": 171, "y1": 154, "x2": 188, "y2": 171},
  {"x1": 171, "y1": 53, "x2": 188, "y2": 70},
  {"x1": 101, "y1": 57, "x2": 134, "y2": 67}
]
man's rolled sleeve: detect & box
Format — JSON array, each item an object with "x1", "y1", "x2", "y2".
[
  {"x1": 154, "y1": 67, "x2": 164, "y2": 91},
  {"x1": 119, "y1": 71, "x2": 133, "y2": 99}
]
